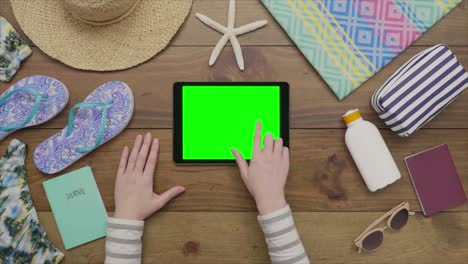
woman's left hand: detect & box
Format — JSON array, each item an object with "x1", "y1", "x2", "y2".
[{"x1": 114, "y1": 133, "x2": 185, "y2": 221}]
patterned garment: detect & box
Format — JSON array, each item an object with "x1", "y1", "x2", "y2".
[
  {"x1": 105, "y1": 205, "x2": 310, "y2": 264},
  {"x1": 260, "y1": 0, "x2": 462, "y2": 100},
  {"x1": 0, "y1": 16, "x2": 31, "y2": 82},
  {"x1": 258, "y1": 205, "x2": 310, "y2": 264},
  {"x1": 0, "y1": 139, "x2": 64, "y2": 264}
]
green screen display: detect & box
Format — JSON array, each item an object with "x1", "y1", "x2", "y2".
[{"x1": 182, "y1": 85, "x2": 281, "y2": 160}]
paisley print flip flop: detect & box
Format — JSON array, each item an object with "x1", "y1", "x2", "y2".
[
  {"x1": 34, "y1": 80, "x2": 134, "y2": 174},
  {"x1": 0, "y1": 75, "x2": 69, "y2": 141}
]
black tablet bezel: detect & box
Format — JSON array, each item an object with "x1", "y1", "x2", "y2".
[{"x1": 173, "y1": 82, "x2": 289, "y2": 164}]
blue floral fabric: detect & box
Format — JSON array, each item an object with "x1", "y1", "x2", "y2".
[
  {"x1": 0, "y1": 139, "x2": 63, "y2": 264},
  {"x1": 0, "y1": 16, "x2": 31, "y2": 82}
]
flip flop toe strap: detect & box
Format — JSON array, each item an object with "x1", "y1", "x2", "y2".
[
  {"x1": 0, "y1": 87, "x2": 48, "y2": 131},
  {"x1": 66, "y1": 100, "x2": 114, "y2": 153}
]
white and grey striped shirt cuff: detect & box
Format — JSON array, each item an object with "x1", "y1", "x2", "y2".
[
  {"x1": 105, "y1": 217, "x2": 144, "y2": 264},
  {"x1": 258, "y1": 205, "x2": 310, "y2": 264}
]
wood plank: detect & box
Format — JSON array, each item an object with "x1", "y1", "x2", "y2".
[
  {"x1": 2, "y1": 128, "x2": 466, "y2": 212},
  {"x1": 1, "y1": 0, "x2": 467, "y2": 47},
  {"x1": 1, "y1": 46, "x2": 467, "y2": 129},
  {"x1": 37, "y1": 211, "x2": 468, "y2": 264}
]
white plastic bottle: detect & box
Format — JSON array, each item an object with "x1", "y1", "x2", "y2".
[{"x1": 343, "y1": 109, "x2": 400, "y2": 192}]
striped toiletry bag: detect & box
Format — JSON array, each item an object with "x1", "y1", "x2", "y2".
[{"x1": 372, "y1": 44, "x2": 468, "y2": 137}]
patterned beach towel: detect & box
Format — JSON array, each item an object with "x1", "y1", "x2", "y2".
[{"x1": 260, "y1": 0, "x2": 462, "y2": 100}]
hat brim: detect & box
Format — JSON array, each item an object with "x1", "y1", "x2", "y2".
[{"x1": 11, "y1": 0, "x2": 193, "y2": 71}]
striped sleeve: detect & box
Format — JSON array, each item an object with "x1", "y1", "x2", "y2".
[
  {"x1": 258, "y1": 205, "x2": 310, "y2": 264},
  {"x1": 105, "y1": 217, "x2": 144, "y2": 264}
]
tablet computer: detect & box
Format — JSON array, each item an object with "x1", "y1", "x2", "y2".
[{"x1": 173, "y1": 82, "x2": 289, "y2": 164}]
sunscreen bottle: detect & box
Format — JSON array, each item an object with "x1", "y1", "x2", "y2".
[{"x1": 343, "y1": 109, "x2": 400, "y2": 192}]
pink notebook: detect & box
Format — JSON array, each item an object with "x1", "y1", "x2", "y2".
[{"x1": 405, "y1": 145, "x2": 467, "y2": 216}]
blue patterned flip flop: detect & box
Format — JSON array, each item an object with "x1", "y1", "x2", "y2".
[
  {"x1": 34, "y1": 81, "x2": 134, "y2": 174},
  {"x1": 0, "y1": 75, "x2": 69, "y2": 141}
]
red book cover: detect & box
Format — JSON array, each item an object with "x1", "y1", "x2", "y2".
[{"x1": 405, "y1": 145, "x2": 466, "y2": 216}]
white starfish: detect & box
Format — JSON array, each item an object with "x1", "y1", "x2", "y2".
[{"x1": 196, "y1": 0, "x2": 268, "y2": 71}]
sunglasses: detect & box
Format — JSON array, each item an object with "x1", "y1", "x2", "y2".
[{"x1": 354, "y1": 202, "x2": 415, "y2": 253}]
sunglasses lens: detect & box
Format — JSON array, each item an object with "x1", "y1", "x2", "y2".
[
  {"x1": 362, "y1": 230, "x2": 384, "y2": 252},
  {"x1": 390, "y1": 209, "x2": 409, "y2": 230}
]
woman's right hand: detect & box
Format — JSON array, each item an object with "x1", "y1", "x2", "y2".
[{"x1": 231, "y1": 122, "x2": 289, "y2": 215}]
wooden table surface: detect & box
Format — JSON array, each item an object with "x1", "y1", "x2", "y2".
[{"x1": 1, "y1": 1, "x2": 467, "y2": 263}]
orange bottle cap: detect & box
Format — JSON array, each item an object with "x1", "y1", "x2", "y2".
[{"x1": 343, "y1": 109, "x2": 362, "y2": 125}]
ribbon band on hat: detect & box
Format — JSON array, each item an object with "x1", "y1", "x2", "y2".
[{"x1": 69, "y1": 0, "x2": 142, "y2": 26}]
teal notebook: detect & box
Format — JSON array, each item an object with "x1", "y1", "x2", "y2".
[{"x1": 43, "y1": 166, "x2": 107, "y2": 250}]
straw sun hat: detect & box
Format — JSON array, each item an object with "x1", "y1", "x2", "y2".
[{"x1": 10, "y1": 0, "x2": 193, "y2": 71}]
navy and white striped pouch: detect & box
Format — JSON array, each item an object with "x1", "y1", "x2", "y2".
[{"x1": 372, "y1": 44, "x2": 468, "y2": 137}]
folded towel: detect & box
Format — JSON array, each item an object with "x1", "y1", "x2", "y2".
[
  {"x1": 260, "y1": 0, "x2": 462, "y2": 100},
  {"x1": 372, "y1": 44, "x2": 468, "y2": 137}
]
